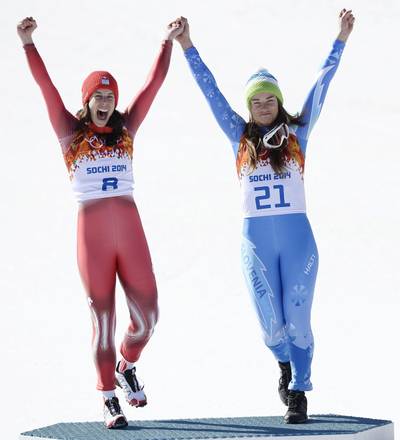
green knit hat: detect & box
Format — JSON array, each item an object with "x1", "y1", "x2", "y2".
[{"x1": 245, "y1": 69, "x2": 283, "y2": 109}]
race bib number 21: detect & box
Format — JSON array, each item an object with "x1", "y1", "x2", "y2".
[{"x1": 254, "y1": 184, "x2": 290, "y2": 210}]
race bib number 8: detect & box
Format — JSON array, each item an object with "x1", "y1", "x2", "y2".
[{"x1": 102, "y1": 177, "x2": 119, "y2": 191}]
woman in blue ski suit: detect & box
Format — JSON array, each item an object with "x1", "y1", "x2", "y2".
[{"x1": 173, "y1": 9, "x2": 355, "y2": 423}]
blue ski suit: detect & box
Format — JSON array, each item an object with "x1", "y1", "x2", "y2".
[{"x1": 184, "y1": 39, "x2": 345, "y2": 391}]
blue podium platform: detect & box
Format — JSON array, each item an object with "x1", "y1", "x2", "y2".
[{"x1": 20, "y1": 415, "x2": 394, "y2": 440}]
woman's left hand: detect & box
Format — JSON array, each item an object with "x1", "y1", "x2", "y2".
[
  {"x1": 337, "y1": 9, "x2": 355, "y2": 42},
  {"x1": 165, "y1": 18, "x2": 185, "y2": 41}
]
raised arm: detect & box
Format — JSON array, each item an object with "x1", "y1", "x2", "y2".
[
  {"x1": 295, "y1": 9, "x2": 355, "y2": 147},
  {"x1": 175, "y1": 18, "x2": 246, "y2": 151},
  {"x1": 124, "y1": 20, "x2": 185, "y2": 137},
  {"x1": 17, "y1": 17, "x2": 77, "y2": 142}
]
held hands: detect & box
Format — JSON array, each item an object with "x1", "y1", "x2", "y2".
[
  {"x1": 337, "y1": 9, "x2": 355, "y2": 42},
  {"x1": 170, "y1": 17, "x2": 192, "y2": 50},
  {"x1": 165, "y1": 18, "x2": 185, "y2": 41},
  {"x1": 17, "y1": 17, "x2": 37, "y2": 45}
]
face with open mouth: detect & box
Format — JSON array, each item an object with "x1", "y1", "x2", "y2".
[{"x1": 88, "y1": 88, "x2": 116, "y2": 127}]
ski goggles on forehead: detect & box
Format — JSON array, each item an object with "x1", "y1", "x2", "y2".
[{"x1": 262, "y1": 123, "x2": 289, "y2": 149}]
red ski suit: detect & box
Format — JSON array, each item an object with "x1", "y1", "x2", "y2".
[{"x1": 24, "y1": 41, "x2": 172, "y2": 390}]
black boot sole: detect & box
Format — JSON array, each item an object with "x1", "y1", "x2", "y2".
[{"x1": 284, "y1": 415, "x2": 308, "y2": 424}]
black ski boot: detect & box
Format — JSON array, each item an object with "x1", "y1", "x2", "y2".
[
  {"x1": 278, "y1": 361, "x2": 292, "y2": 406},
  {"x1": 284, "y1": 390, "x2": 308, "y2": 424}
]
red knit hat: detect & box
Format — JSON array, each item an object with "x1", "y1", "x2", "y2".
[{"x1": 81, "y1": 71, "x2": 119, "y2": 106}]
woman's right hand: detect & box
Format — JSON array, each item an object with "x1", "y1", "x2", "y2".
[
  {"x1": 17, "y1": 17, "x2": 37, "y2": 45},
  {"x1": 174, "y1": 17, "x2": 193, "y2": 50}
]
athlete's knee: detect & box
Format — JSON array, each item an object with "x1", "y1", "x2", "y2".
[
  {"x1": 125, "y1": 296, "x2": 158, "y2": 342},
  {"x1": 125, "y1": 323, "x2": 156, "y2": 344},
  {"x1": 262, "y1": 324, "x2": 286, "y2": 348},
  {"x1": 285, "y1": 321, "x2": 313, "y2": 350}
]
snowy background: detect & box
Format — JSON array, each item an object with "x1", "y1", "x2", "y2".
[{"x1": 1, "y1": 0, "x2": 400, "y2": 439}]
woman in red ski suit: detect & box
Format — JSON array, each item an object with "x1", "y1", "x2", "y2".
[{"x1": 18, "y1": 16, "x2": 184, "y2": 429}]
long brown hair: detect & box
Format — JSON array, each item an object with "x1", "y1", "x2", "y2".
[
  {"x1": 75, "y1": 104, "x2": 125, "y2": 146},
  {"x1": 239, "y1": 102, "x2": 304, "y2": 174}
]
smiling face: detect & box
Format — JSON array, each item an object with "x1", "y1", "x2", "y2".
[
  {"x1": 250, "y1": 93, "x2": 279, "y2": 126},
  {"x1": 88, "y1": 89, "x2": 116, "y2": 127}
]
